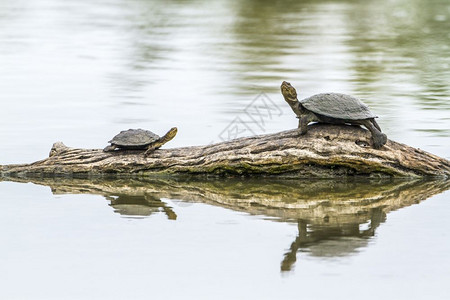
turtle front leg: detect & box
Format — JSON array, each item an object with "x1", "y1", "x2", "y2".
[
  {"x1": 298, "y1": 116, "x2": 309, "y2": 135},
  {"x1": 144, "y1": 143, "x2": 161, "y2": 157},
  {"x1": 359, "y1": 119, "x2": 387, "y2": 149},
  {"x1": 298, "y1": 112, "x2": 318, "y2": 135}
]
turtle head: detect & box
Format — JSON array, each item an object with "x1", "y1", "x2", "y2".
[
  {"x1": 281, "y1": 81, "x2": 298, "y2": 104},
  {"x1": 165, "y1": 127, "x2": 178, "y2": 141}
]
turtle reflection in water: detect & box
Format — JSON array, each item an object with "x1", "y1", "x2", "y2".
[
  {"x1": 103, "y1": 127, "x2": 177, "y2": 156},
  {"x1": 107, "y1": 194, "x2": 177, "y2": 220},
  {"x1": 281, "y1": 81, "x2": 387, "y2": 149},
  {"x1": 281, "y1": 208, "x2": 386, "y2": 272}
]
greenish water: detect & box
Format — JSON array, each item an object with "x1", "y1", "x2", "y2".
[{"x1": 1, "y1": 0, "x2": 450, "y2": 299}]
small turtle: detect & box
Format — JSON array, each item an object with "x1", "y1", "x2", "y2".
[
  {"x1": 281, "y1": 81, "x2": 387, "y2": 149},
  {"x1": 103, "y1": 127, "x2": 177, "y2": 155}
]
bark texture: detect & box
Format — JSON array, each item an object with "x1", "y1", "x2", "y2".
[{"x1": 1, "y1": 124, "x2": 449, "y2": 178}]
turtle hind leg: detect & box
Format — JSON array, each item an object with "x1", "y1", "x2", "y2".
[
  {"x1": 103, "y1": 145, "x2": 118, "y2": 152},
  {"x1": 371, "y1": 119, "x2": 382, "y2": 131},
  {"x1": 359, "y1": 119, "x2": 387, "y2": 149}
]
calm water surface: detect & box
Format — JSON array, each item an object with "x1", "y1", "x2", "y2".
[{"x1": 1, "y1": 0, "x2": 450, "y2": 299}]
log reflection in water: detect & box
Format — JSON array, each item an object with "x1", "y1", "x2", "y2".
[{"x1": 3, "y1": 176, "x2": 448, "y2": 272}]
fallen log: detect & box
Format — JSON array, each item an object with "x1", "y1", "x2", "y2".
[{"x1": 1, "y1": 124, "x2": 449, "y2": 178}]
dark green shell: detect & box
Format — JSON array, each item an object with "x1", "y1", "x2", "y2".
[
  {"x1": 109, "y1": 129, "x2": 160, "y2": 148},
  {"x1": 300, "y1": 93, "x2": 377, "y2": 120}
]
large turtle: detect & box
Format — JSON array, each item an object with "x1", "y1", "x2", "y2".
[
  {"x1": 103, "y1": 127, "x2": 177, "y2": 155},
  {"x1": 281, "y1": 81, "x2": 387, "y2": 149}
]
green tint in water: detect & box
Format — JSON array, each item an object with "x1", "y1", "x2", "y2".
[
  {"x1": 0, "y1": 0, "x2": 449, "y2": 163},
  {"x1": 4, "y1": 176, "x2": 449, "y2": 270},
  {"x1": 1, "y1": 177, "x2": 450, "y2": 299}
]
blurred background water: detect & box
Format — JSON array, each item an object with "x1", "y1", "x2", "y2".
[
  {"x1": 1, "y1": 0, "x2": 450, "y2": 299},
  {"x1": 0, "y1": 0, "x2": 449, "y2": 163}
]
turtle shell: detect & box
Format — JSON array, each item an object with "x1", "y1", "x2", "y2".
[
  {"x1": 300, "y1": 93, "x2": 377, "y2": 120},
  {"x1": 109, "y1": 129, "x2": 159, "y2": 148}
]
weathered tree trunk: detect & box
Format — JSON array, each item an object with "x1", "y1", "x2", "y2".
[{"x1": 1, "y1": 124, "x2": 449, "y2": 178}]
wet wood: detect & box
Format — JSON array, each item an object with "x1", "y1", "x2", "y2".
[{"x1": 1, "y1": 124, "x2": 449, "y2": 178}]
